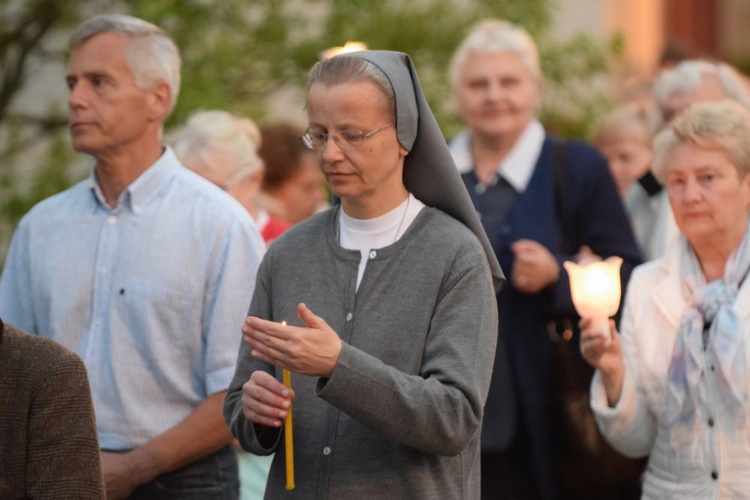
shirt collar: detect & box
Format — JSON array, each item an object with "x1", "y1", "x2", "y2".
[
  {"x1": 87, "y1": 146, "x2": 181, "y2": 214},
  {"x1": 449, "y1": 119, "x2": 545, "y2": 192}
]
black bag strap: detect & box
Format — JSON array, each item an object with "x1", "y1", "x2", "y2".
[
  {"x1": 552, "y1": 140, "x2": 569, "y2": 254},
  {"x1": 548, "y1": 140, "x2": 576, "y2": 343}
]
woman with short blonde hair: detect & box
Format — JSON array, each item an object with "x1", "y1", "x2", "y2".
[{"x1": 583, "y1": 100, "x2": 750, "y2": 498}]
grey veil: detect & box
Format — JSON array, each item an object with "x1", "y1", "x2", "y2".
[{"x1": 352, "y1": 50, "x2": 505, "y2": 293}]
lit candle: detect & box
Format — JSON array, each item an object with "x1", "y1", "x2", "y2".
[
  {"x1": 563, "y1": 257, "x2": 623, "y2": 343},
  {"x1": 280, "y1": 321, "x2": 295, "y2": 490}
]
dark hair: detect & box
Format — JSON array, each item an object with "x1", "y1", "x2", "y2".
[
  {"x1": 259, "y1": 122, "x2": 313, "y2": 191},
  {"x1": 0, "y1": 318, "x2": 4, "y2": 342}
]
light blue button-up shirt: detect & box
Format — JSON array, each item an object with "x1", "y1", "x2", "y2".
[{"x1": 0, "y1": 147, "x2": 265, "y2": 450}]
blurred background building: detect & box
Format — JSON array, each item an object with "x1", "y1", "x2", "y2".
[{"x1": 556, "y1": 0, "x2": 750, "y2": 81}]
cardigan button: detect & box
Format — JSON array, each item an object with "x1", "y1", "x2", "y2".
[
  {"x1": 711, "y1": 471, "x2": 718, "y2": 480},
  {"x1": 369, "y1": 250, "x2": 377, "y2": 259},
  {"x1": 708, "y1": 417, "x2": 715, "y2": 428},
  {"x1": 323, "y1": 446, "x2": 331, "y2": 456},
  {"x1": 346, "y1": 312, "x2": 353, "y2": 322}
]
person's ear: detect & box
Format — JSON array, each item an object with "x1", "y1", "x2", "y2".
[{"x1": 147, "y1": 81, "x2": 171, "y2": 121}]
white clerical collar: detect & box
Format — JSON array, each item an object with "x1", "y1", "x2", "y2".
[
  {"x1": 339, "y1": 193, "x2": 423, "y2": 251},
  {"x1": 339, "y1": 193, "x2": 424, "y2": 290},
  {"x1": 449, "y1": 119, "x2": 545, "y2": 193}
]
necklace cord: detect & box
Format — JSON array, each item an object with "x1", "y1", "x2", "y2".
[{"x1": 392, "y1": 195, "x2": 411, "y2": 243}]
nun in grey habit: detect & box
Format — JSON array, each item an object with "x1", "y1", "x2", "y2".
[{"x1": 224, "y1": 50, "x2": 505, "y2": 499}]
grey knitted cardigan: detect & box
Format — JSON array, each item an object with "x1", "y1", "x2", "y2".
[{"x1": 224, "y1": 207, "x2": 497, "y2": 499}]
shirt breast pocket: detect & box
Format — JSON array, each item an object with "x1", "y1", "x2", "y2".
[{"x1": 113, "y1": 275, "x2": 200, "y2": 358}]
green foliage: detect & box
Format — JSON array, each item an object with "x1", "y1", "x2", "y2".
[
  {"x1": 127, "y1": 0, "x2": 558, "y2": 131},
  {"x1": 0, "y1": 125, "x2": 76, "y2": 260},
  {"x1": 538, "y1": 31, "x2": 624, "y2": 138},
  {"x1": 123, "y1": 0, "x2": 613, "y2": 139}
]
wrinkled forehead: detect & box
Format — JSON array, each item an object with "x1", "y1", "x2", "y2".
[{"x1": 305, "y1": 80, "x2": 393, "y2": 124}]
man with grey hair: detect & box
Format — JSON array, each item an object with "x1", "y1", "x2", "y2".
[{"x1": 0, "y1": 13, "x2": 265, "y2": 499}]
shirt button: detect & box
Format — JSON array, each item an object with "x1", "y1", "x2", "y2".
[
  {"x1": 346, "y1": 312, "x2": 353, "y2": 322},
  {"x1": 711, "y1": 471, "x2": 718, "y2": 480},
  {"x1": 708, "y1": 418, "x2": 715, "y2": 427},
  {"x1": 323, "y1": 446, "x2": 331, "y2": 456},
  {"x1": 369, "y1": 250, "x2": 377, "y2": 259},
  {"x1": 107, "y1": 215, "x2": 117, "y2": 224},
  {"x1": 475, "y1": 183, "x2": 487, "y2": 195}
]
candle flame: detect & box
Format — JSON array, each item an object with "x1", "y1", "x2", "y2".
[{"x1": 320, "y1": 41, "x2": 368, "y2": 60}]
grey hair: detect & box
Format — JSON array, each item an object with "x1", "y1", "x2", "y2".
[
  {"x1": 171, "y1": 110, "x2": 263, "y2": 179},
  {"x1": 307, "y1": 55, "x2": 396, "y2": 122},
  {"x1": 652, "y1": 100, "x2": 750, "y2": 184},
  {"x1": 653, "y1": 60, "x2": 750, "y2": 121},
  {"x1": 69, "y1": 13, "x2": 181, "y2": 115},
  {"x1": 449, "y1": 19, "x2": 541, "y2": 89}
]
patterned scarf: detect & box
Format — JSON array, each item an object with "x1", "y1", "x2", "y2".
[{"x1": 667, "y1": 224, "x2": 750, "y2": 434}]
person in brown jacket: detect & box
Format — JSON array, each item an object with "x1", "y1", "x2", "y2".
[{"x1": 0, "y1": 319, "x2": 104, "y2": 499}]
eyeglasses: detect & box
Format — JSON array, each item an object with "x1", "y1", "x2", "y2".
[
  {"x1": 217, "y1": 164, "x2": 256, "y2": 191},
  {"x1": 301, "y1": 124, "x2": 392, "y2": 150}
]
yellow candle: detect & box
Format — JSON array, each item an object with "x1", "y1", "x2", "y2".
[{"x1": 281, "y1": 322, "x2": 295, "y2": 490}]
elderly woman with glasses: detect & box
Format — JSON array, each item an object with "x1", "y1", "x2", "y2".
[
  {"x1": 172, "y1": 109, "x2": 291, "y2": 245},
  {"x1": 582, "y1": 100, "x2": 750, "y2": 498},
  {"x1": 223, "y1": 50, "x2": 504, "y2": 498}
]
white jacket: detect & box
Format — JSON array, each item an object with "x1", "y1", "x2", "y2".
[{"x1": 591, "y1": 238, "x2": 750, "y2": 499}]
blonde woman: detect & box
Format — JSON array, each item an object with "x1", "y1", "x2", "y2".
[{"x1": 583, "y1": 100, "x2": 750, "y2": 498}]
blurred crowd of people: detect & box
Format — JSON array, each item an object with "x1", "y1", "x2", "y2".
[{"x1": 3, "y1": 10, "x2": 750, "y2": 500}]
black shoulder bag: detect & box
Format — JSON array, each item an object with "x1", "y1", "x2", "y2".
[{"x1": 549, "y1": 141, "x2": 646, "y2": 499}]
